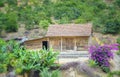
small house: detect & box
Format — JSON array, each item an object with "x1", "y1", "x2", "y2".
[{"x1": 24, "y1": 24, "x2": 92, "y2": 51}]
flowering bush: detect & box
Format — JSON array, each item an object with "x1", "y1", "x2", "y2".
[{"x1": 89, "y1": 45, "x2": 115, "y2": 73}]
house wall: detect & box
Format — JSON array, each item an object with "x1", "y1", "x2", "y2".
[
  {"x1": 49, "y1": 37, "x2": 61, "y2": 51},
  {"x1": 24, "y1": 38, "x2": 47, "y2": 49},
  {"x1": 24, "y1": 36, "x2": 89, "y2": 51}
]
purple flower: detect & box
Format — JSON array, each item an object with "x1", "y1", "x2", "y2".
[{"x1": 89, "y1": 44, "x2": 114, "y2": 68}]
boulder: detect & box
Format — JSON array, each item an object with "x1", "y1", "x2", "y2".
[
  {"x1": 6, "y1": 71, "x2": 16, "y2": 77},
  {"x1": 60, "y1": 61, "x2": 101, "y2": 77}
]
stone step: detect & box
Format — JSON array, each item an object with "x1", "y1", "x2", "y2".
[
  {"x1": 58, "y1": 52, "x2": 89, "y2": 58},
  {"x1": 58, "y1": 55, "x2": 89, "y2": 58}
]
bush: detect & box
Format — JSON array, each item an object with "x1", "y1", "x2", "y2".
[
  {"x1": 116, "y1": 37, "x2": 120, "y2": 55},
  {"x1": 39, "y1": 20, "x2": 50, "y2": 29},
  {"x1": 13, "y1": 48, "x2": 59, "y2": 74},
  {"x1": 75, "y1": 18, "x2": 87, "y2": 24},
  {"x1": 5, "y1": 12, "x2": 18, "y2": 32},
  {"x1": 107, "y1": 71, "x2": 120, "y2": 77},
  {"x1": 102, "y1": 20, "x2": 120, "y2": 34},
  {"x1": 114, "y1": 0, "x2": 120, "y2": 8},
  {"x1": 0, "y1": 39, "x2": 59, "y2": 76},
  {"x1": 89, "y1": 45, "x2": 114, "y2": 73},
  {"x1": 88, "y1": 60, "x2": 97, "y2": 67},
  {"x1": 0, "y1": 39, "x2": 13, "y2": 73},
  {"x1": 58, "y1": 17, "x2": 69, "y2": 24},
  {"x1": 40, "y1": 68, "x2": 61, "y2": 77},
  {"x1": 7, "y1": 0, "x2": 17, "y2": 6},
  {"x1": 117, "y1": 37, "x2": 120, "y2": 44},
  {"x1": 0, "y1": 0, "x2": 5, "y2": 7}
]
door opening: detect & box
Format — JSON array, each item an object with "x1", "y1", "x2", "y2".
[{"x1": 42, "y1": 41, "x2": 48, "y2": 50}]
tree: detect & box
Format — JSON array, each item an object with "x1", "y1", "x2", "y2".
[
  {"x1": 114, "y1": 0, "x2": 120, "y2": 8},
  {"x1": 5, "y1": 12, "x2": 18, "y2": 32},
  {"x1": 0, "y1": 0, "x2": 5, "y2": 7}
]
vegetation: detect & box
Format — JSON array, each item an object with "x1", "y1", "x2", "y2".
[
  {"x1": 116, "y1": 37, "x2": 120, "y2": 55},
  {"x1": 0, "y1": 39, "x2": 58, "y2": 76},
  {"x1": 88, "y1": 60, "x2": 97, "y2": 67},
  {"x1": 0, "y1": 0, "x2": 120, "y2": 36},
  {"x1": 89, "y1": 45, "x2": 114, "y2": 73},
  {"x1": 107, "y1": 71, "x2": 120, "y2": 77},
  {"x1": 40, "y1": 68, "x2": 61, "y2": 77}
]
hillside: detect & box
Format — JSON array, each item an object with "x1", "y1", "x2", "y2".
[{"x1": 0, "y1": 0, "x2": 120, "y2": 40}]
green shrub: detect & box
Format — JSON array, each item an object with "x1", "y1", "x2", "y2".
[
  {"x1": 40, "y1": 68, "x2": 61, "y2": 77},
  {"x1": 39, "y1": 20, "x2": 50, "y2": 29},
  {"x1": 0, "y1": 39, "x2": 10, "y2": 73},
  {"x1": 101, "y1": 66, "x2": 110, "y2": 73},
  {"x1": 0, "y1": 0, "x2": 5, "y2": 7},
  {"x1": 25, "y1": 24, "x2": 34, "y2": 30},
  {"x1": 117, "y1": 37, "x2": 120, "y2": 44},
  {"x1": 107, "y1": 71, "x2": 120, "y2": 77},
  {"x1": 7, "y1": 0, "x2": 17, "y2": 6},
  {"x1": 88, "y1": 60, "x2": 97, "y2": 67},
  {"x1": 5, "y1": 12, "x2": 18, "y2": 32},
  {"x1": 58, "y1": 17, "x2": 69, "y2": 24},
  {"x1": 116, "y1": 37, "x2": 120, "y2": 55},
  {"x1": 12, "y1": 48, "x2": 59, "y2": 74},
  {"x1": 0, "y1": 39, "x2": 59, "y2": 75},
  {"x1": 75, "y1": 18, "x2": 87, "y2": 24},
  {"x1": 114, "y1": 0, "x2": 120, "y2": 8},
  {"x1": 102, "y1": 20, "x2": 120, "y2": 34}
]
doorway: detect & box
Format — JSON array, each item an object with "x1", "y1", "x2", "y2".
[{"x1": 42, "y1": 41, "x2": 48, "y2": 50}]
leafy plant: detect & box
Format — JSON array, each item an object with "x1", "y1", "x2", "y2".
[
  {"x1": 88, "y1": 60, "x2": 97, "y2": 67},
  {"x1": 107, "y1": 71, "x2": 120, "y2": 77},
  {"x1": 40, "y1": 68, "x2": 61, "y2": 77},
  {"x1": 0, "y1": 0, "x2": 5, "y2": 7},
  {"x1": 0, "y1": 39, "x2": 59, "y2": 76},
  {"x1": 13, "y1": 48, "x2": 59, "y2": 74},
  {"x1": 4, "y1": 12, "x2": 18, "y2": 32},
  {"x1": 39, "y1": 20, "x2": 50, "y2": 29},
  {"x1": 117, "y1": 37, "x2": 120, "y2": 44},
  {"x1": 116, "y1": 37, "x2": 120, "y2": 55},
  {"x1": 0, "y1": 39, "x2": 16, "y2": 73}
]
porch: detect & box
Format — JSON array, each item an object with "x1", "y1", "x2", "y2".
[{"x1": 48, "y1": 36, "x2": 89, "y2": 52}]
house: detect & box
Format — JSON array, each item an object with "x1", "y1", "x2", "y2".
[{"x1": 24, "y1": 23, "x2": 92, "y2": 51}]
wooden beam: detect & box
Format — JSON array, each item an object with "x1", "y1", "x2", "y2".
[
  {"x1": 74, "y1": 37, "x2": 77, "y2": 51},
  {"x1": 60, "y1": 37, "x2": 62, "y2": 52},
  {"x1": 47, "y1": 37, "x2": 50, "y2": 49}
]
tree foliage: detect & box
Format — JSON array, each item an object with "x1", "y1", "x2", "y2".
[{"x1": 0, "y1": 0, "x2": 120, "y2": 35}]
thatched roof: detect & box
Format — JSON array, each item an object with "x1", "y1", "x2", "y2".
[{"x1": 46, "y1": 23, "x2": 92, "y2": 37}]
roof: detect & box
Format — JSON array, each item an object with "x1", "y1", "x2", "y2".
[{"x1": 46, "y1": 23, "x2": 92, "y2": 37}]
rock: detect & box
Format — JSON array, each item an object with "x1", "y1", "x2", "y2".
[
  {"x1": 112, "y1": 54, "x2": 120, "y2": 71},
  {"x1": 76, "y1": 62, "x2": 100, "y2": 77},
  {"x1": 6, "y1": 71, "x2": 16, "y2": 77},
  {"x1": 60, "y1": 62, "x2": 79, "y2": 70},
  {"x1": 61, "y1": 68, "x2": 76, "y2": 77},
  {"x1": 60, "y1": 61, "x2": 101, "y2": 77},
  {"x1": 0, "y1": 73, "x2": 6, "y2": 77}
]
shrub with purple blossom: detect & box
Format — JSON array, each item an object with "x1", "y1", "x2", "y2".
[{"x1": 89, "y1": 45, "x2": 115, "y2": 73}]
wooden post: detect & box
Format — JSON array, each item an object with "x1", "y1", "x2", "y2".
[
  {"x1": 60, "y1": 37, "x2": 62, "y2": 52},
  {"x1": 47, "y1": 37, "x2": 50, "y2": 49},
  {"x1": 74, "y1": 37, "x2": 77, "y2": 51}
]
